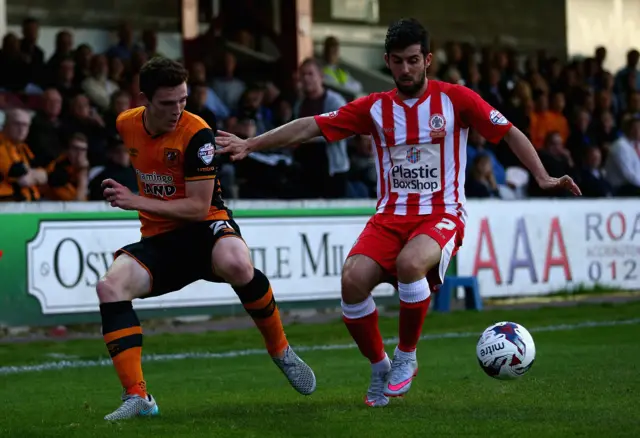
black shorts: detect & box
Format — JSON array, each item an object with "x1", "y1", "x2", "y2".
[{"x1": 115, "y1": 218, "x2": 243, "y2": 297}]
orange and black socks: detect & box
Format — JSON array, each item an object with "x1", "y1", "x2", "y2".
[
  {"x1": 233, "y1": 269, "x2": 289, "y2": 357},
  {"x1": 99, "y1": 301, "x2": 146, "y2": 397}
]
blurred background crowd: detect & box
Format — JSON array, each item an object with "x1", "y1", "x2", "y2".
[{"x1": 0, "y1": 9, "x2": 639, "y2": 204}]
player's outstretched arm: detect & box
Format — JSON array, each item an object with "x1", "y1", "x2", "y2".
[
  {"x1": 503, "y1": 126, "x2": 582, "y2": 196},
  {"x1": 215, "y1": 117, "x2": 322, "y2": 161},
  {"x1": 102, "y1": 178, "x2": 215, "y2": 221}
]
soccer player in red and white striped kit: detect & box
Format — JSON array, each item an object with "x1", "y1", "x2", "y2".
[{"x1": 216, "y1": 18, "x2": 581, "y2": 407}]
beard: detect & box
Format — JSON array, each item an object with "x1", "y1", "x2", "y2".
[{"x1": 394, "y1": 70, "x2": 427, "y2": 96}]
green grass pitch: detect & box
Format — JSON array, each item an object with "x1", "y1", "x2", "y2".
[{"x1": 1, "y1": 301, "x2": 639, "y2": 438}]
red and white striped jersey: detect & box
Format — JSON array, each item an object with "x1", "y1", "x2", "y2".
[{"x1": 314, "y1": 80, "x2": 512, "y2": 222}]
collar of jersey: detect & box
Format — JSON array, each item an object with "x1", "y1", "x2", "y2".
[{"x1": 141, "y1": 108, "x2": 184, "y2": 139}]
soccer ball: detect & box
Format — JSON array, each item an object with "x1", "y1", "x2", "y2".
[{"x1": 476, "y1": 321, "x2": 536, "y2": 380}]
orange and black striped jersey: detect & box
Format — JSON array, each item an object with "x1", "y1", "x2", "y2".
[
  {"x1": 116, "y1": 107, "x2": 229, "y2": 237},
  {"x1": 0, "y1": 133, "x2": 40, "y2": 201}
]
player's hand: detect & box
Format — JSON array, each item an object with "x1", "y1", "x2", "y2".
[
  {"x1": 537, "y1": 175, "x2": 582, "y2": 196},
  {"x1": 102, "y1": 178, "x2": 138, "y2": 210},
  {"x1": 214, "y1": 130, "x2": 252, "y2": 161}
]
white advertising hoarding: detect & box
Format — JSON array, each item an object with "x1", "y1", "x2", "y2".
[
  {"x1": 27, "y1": 217, "x2": 396, "y2": 314},
  {"x1": 457, "y1": 200, "x2": 640, "y2": 297}
]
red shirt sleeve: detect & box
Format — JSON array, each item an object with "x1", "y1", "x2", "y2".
[
  {"x1": 313, "y1": 95, "x2": 373, "y2": 142},
  {"x1": 451, "y1": 85, "x2": 512, "y2": 144}
]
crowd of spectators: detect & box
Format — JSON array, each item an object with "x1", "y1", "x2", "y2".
[{"x1": 0, "y1": 17, "x2": 638, "y2": 203}]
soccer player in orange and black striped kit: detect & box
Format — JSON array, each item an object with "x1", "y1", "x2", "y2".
[{"x1": 98, "y1": 57, "x2": 316, "y2": 421}]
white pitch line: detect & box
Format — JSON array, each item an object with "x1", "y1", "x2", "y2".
[{"x1": 1, "y1": 318, "x2": 638, "y2": 376}]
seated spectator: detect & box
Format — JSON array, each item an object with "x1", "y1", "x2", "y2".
[
  {"x1": 127, "y1": 73, "x2": 144, "y2": 107},
  {"x1": 466, "y1": 154, "x2": 501, "y2": 198},
  {"x1": 480, "y1": 67, "x2": 505, "y2": 112},
  {"x1": 109, "y1": 56, "x2": 126, "y2": 89},
  {"x1": 82, "y1": 54, "x2": 119, "y2": 111},
  {"x1": 185, "y1": 83, "x2": 218, "y2": 130},
  {"x1": 271, "y1": 98, "x2": 293, "y2": 127},
  {"x1": 19, "y1": 17, "x2": 45, "y2": 88},
  {"x1": 346, "y1": 135, "x2": 376, "y2": 199},
  {"x1": 529, "y1": 89, "x2": 569, "y2": 148},
  {"x1": 321, "y1": 36, "x2": 363, "y2": 95},
  {"x1": 89, "y1": 135, "x2": 137, "y2": 200},
  {"x1": 619, "y1": 91, "x2": 640, "y2": 124},
  {"x1": 464, "y1": 64, "x2": 481, "y2": 93},
  {"x1": 212, "y1": 51, "x2": 246, "y2": 111},
  {"x1": 130, "y1": 50, "x2": 149, "y2": 77},
  {"x1": 466, "y1": 129, "x2": 506, "y2": 185},
  {"x1": 61, "y1": 94, "x2": 108, "y2": 166},
  {"x1": 73, "y1": 44, "x2": 93, "y2": 87},
  {"x1": 26, "y1": 88, "x2": 65, "y2": 167},
  {"x1": 106, "y1": 22, "x2": 138, "y2": 61},
  {"x1": 293, "y1": 58, "x2": 349, "y2": 199},
  {"x1": 594, "y1": 89, "x2": 614, "y2": 119},
  {"x1": 188, "y1": 61, "x2": 229, "y2": 120},
  {"x1": 597, "y1": 71, "x2": 619, "y2": 113},
  {"x1": 234, "y1": 116, "x2": 300, "y2": 200},
  {"x1": 593, "y1": 110, "x2": 620, "y2": 147},
  {"x1": 443, "y1": 67, "x2": 463, "y2": 85},
  {"x1": 141, "y1": 29, "x2": 163, "y2": 59},
  {"x1": 45, "y1": 30, "x2": 74, "y2": 78},
  {"x1": 103, "y1": 90, "x2": 132, "y2": 138},
  {"x1": 49, "y1": 57, "x2": 82, "y2": 103},
  {"x1": 503, "y1": 80, "x2": 532, "y2": 137},
  {"x1": 229, "y1": 84, "x2": 273, "y2": 135},
  {"x1": 529, "y1": 131, "x2": 576, "y2": 197},
  {"x1": 566, "y1": 108, "x2": 597, "y2": 164},
  {"x1": 604, "y1": 115, "x2": 640, "y2": 196},
  {"x1": 42, "y1": 133, "x2": 90, "y2": 201},
  {"x1": 614, "y1": 49, "x2": 640, "y2": 98},
  {"x1": 0, "y1": 109, "x2": 47, "y2": 201},
  {"x1": 0, "y1": 33, "x2": 30, "y2": 92},
  {"x1": 579, "y1": 146, "x2": 613, "y2": 198}
]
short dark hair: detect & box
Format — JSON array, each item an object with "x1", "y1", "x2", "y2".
[
  {"x1": 385, "y1": 18, "x2": 430, "y2": 56},
  {"x1": 139, "y1": 57, "x2": 188, "y2": 101},
  {"x1": 299, "y1": 57, "x2": 322, "y2": 71},
  {"x1": 22, "y1": 17, "x2": 38, "y2": 27}
]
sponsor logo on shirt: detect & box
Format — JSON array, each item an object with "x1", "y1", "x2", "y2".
[
  {"x1": 489, "y1": 109, "x2": 509, "y2": 125},
  {"x1": 389, "y1": 144, "x2": 441, "y2": 194},
  {"x1": 429, "y1": 113, "x2": 446, "y2": 138},
  {"x1": 198, "y1": 143, "x2": 215, "y2": 165},
  {"x1": 136, "y1": 170, "x2": 177, "y2": 197}
]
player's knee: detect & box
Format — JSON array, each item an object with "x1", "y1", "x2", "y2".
[
  {"x1": 96, "y1": 255, "x2": 150, "y2": 303},
  {"x1": 216, "y1": 254, "x2": 254, "y2": 286},
  {"x1": 96, "y1": 276, "x2": 130, "y2": 303},
  {"x1": 341, "y1": 265, "x2": 370, "y2": 305},
  {"x1": 396, "y1": 248, "x2": 438, "y2": 281}
]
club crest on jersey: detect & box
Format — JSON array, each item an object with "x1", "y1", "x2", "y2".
[
  {"x1": 490, "y1": 109, "x2": 508, "y2": 125},
  {"x1": 429, "y1": 113, "x2": 446, "y2": 138},
  {"x1": 406, "y1": 147, "x2": 421, "y2": 164},
  {"x1": 198, "y1": 143, "x2": 215, "y2": 165},
  {"x1": 164, "y1": 148, "x2": 181, "y2": 167}
]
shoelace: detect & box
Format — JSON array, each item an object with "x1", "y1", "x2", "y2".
[
  {"x1": 390, "y1": 357, "x2": 412, "y2": 373},
  {"x1": 108, "y1": 397, "x2": 143, "y2": 417},
  {"x1": 369, "y1": 371, "x2": 387, "y2": 395},
  {"x1": 274, "y1": 352, "x2": 300, "y2": 378}
]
